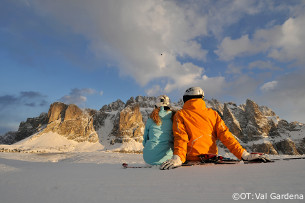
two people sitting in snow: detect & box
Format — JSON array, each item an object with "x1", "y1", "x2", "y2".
[{"x1": 142, "y1": 86, "x2": 270, "y2": 170}]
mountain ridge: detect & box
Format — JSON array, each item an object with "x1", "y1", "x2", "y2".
[{"x1": 1, "y1": 96, "x2": 304, "y2": 155}]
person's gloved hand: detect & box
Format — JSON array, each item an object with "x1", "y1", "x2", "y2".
[
  {"x1": 160, "y1": 155, "x2": 182, "y2": 170},
  {"x1": 242, "y1": 151, "x2": 272, "y2": 162}
]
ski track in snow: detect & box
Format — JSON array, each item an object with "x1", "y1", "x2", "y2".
[{"x1": 0, "y1": 152, "x2": 305, "y2": 203}]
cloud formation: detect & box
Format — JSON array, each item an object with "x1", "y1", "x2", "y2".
[
  {"x1": 257, "y1": 70, "x2": 305, "y2": 122},
  {"x1": 216, "y1": 14, "x2": 305, "y2": 65},
  {"x1": 0, "y1": 91, "x2": 47, "y2": 111},
  {"x1": 59, "y1": 88, "x2": 100, "y2": 106},
  {"x1": 260, "y1": 81, "x2": 278, "y2": 92},
  {"x1": 0, "y1": 91, "x2": 48, "y2": 134},
  {"x1": 30, "y1": 0, "x2": 249, "y2": 95},
  {"x1": 24, "y1": 0, "x2": 305, "y2": 123}
]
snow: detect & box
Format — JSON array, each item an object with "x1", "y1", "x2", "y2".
[
  {"x1": 266, "y1": 116, "x2": 279, "y2": 125},
  {"x1": 1, "y1": 129, "x2": 145, "y2": 154},
  {"x1": 0, "y1": 132, "x2": 104, "y2": 153},
  {"x1": 0, "y1": 130, "x2": 305, "y2": 203},
  {"x1": 243, "y1": 124, "x2": 305, "y2": 149},
  {"x1": 287, "y1": 125, "x2": 305, "y2": 141},
  {"x1": 0, "y1": 152, "x2": 305, "y2": 203},
  {"x1": 107, "y1": 139, "x2": 144, "y2": 152},
  {"x1": 97, "y1": 114, "x2": 115, "y2": 149}
]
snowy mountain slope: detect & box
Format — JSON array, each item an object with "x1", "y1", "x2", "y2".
[
  {"x1": 0, "y1": 132, "x2": 104, "y2": 153},
  {"x1": 0, "y1": 152, "x2": 304, "y2": 203}
]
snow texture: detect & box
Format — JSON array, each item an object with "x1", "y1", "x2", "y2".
[{"x1": 0, "y1": 151, "x2": 305, "y2": 203}]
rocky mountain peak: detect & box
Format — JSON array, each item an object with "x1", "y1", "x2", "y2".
[
  {"x1": 41, "y1": 102, "x2": 99, "y2": 143},
  {"x1": 1, "y1": 96, "x2": 304, "y2": 155},
  {"x1": 15, "y1": 113, "x2": 48, "y2": 143},
  {"x1": 100, "y1": 99, "x2": 125, "y2": 112},
  {"x1": 223, "y1": 103, "x2": 243, "y2": 141},
  {"x1": 245, "y1": 99, "x2": 266, "y2": 122},
  {"x1": 64, "y1": 104, "x2": 84, "y2": 121},
  {"x1": 119, "y1": 104, "x2": 144, "y2": 137},
  {"x1": 206, "y1": 98, "x2": 224, "y2": 115},
  {"x1": 125, "y1": 96, "x2": 157, "y2": 108},
  {"x1": 48, "y1": 102, "x2": 67, "y2": 123},
  {"x1": 245, "y1": 99, "x2": 272, "y2": 138}
]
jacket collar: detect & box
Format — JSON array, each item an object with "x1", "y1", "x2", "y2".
[
  {"x1": 159, "y1": 106, "x2": 172, "y2": 118},
  {"x1": 183, "y1": 99, "x2": 207, "y2": 111}
]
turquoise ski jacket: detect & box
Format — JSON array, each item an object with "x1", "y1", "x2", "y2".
[{"x1": 143, "y1": 107, "x2": 174, "y2": 165}]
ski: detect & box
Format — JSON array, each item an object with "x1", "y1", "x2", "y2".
[
  {"x1": 181, "y1": 156, "x2": 305, "y2": 167},
  {"x1": 122, "y1": 154, "x2": 305, "y2": 169},
  {"x1": 198, "y1": 154, "x2": 240, "y2": 163},
  {"x1": 122, "y1": 163, "x2": 152, "y2": 169},
  {"x1": 122, "y1": 161, "x2": 239, "y2": 169},
  {"x1": 182, "y1": 161, "x2": 238, "y2": 166},
  {"x1": 271, "y1": 156, "x2": 305, "y2": 161},
  {"x1": 182, "y1": 159, "x2": 241, "y2": 167}
]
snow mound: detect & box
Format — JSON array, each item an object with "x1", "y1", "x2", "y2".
[
  {"x1": 1, "y1": 132, "x2": 104, "y2": 153},
  {"x1": 105, "y1": 139, "x2": 143, "y2": 153}
]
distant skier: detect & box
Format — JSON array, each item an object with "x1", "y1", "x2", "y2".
[
  {"x1": 143, "y1": 95, "x2": 175, "y2": 165},
  {"x1": 160, "y1": 87, "x2": 269, "y2": 170}
]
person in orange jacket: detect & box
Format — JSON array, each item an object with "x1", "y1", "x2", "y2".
[{"x1": 160, "y1": 87, "x2": 269, "y2": 170}]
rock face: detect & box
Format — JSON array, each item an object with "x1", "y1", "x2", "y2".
[
  {"x1": 206, "y1": 99, "x2": 224, "y2": 116},
  {"x1": 222, "y1": 100, "x2": 275, "y2": 143},
  {"x1": 95, "y1": 96, "x2": 156, "y2": 146},
  {"x1": 109, "y1": 104, "x2": 145, "y2": 144},
  {"x1": 48, "y1": 102, "x2": 67, "y2": 123},
  {"x1": 0, "y1": 131, "x2": 18, "y2": 145},
  {"x1": 18, "y1": 113, "x2": 49, "y2": 141},
  {"x1": 274, "y1": 139, "x2": 300, "y2": 155},
  {"x1": 221, "y1": 99, "x2": 304, "y2": 155},
  {"x1": 100, "y1": 99, "x2": 125, "y2": 112},
  {"x1": 245, "y1": 99, "x2": 272, "y2": 139},
  {"x1": 40, "y1": 102, "x2": 99, "y2": 143},
  {"x1": 251, "y1": 142, "x2": 278, "y2": 155},
  {"x1": 1, "y1": 96, "x2": 305, "y2": 155}
]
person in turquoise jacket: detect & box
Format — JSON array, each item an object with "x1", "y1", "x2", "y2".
[{"x1": 143, "y1": 95, "x2": 174, "y2": 165}]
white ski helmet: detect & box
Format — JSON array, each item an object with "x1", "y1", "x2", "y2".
[
  {"x1": 155, "y1": 95, "x2": 170, "y2": 107},
  {"x1": 183, "y1": 87, "x2": 204, "y2": 97}
]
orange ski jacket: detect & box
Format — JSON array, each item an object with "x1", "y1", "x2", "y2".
[{"x1": 173, "y1": 99, "x2": 245, "y2": 163}]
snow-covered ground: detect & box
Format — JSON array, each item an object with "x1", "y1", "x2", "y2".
[
  {"x1": 0, "y1": 151, "x2": 305, "y2": 203},
  {"x1": 0, "y1": 131, "x2": 304, "y2": 203}
]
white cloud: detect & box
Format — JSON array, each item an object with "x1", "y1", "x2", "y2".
[
  {"x1": 226, "y1": 64, "x2": 243, "y2": 75},
  {"x1": 59, "y1": 88, "x2": 99, "y2": 106},
  {"x1": 60, "y1": 95, "x2": 87, "y2": 105},
  {"x1": 146, "y1": 85, "x2": 162, "y2": 96},
  {"x1": 257, "y1": 70, "x2": 305, "y2": 123},
  {"x1": 267, "y1": 16, "x2": 305, "y2": 64},
  {"x1": 260, "y1": 81, "x2": 278, "y2": 92},
  {"x1": 248, "y1": 60, "x2": 281, "y2": 71},
  {"x1": 29, "y1": 0, "x2": 211, "y2": 92},
  {"x1": 215, "y1": 35, "x2": 254, "y2": 61},
  {"x1": 216, "y1": 14, "x2": 305, "y2": 65},
  {"x1": 203, "y1": 0, "x2": 263, "y2": 38},
  {"x1": 164, "y1": 73, "x2": 226, "y2": 99},
  {"x1": 29, "y1": 0, "x2": 285, "y2": 95}
]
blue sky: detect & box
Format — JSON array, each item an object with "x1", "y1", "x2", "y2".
[{"x1": 1, "y1": 0, "x2": 305, "y2": 134}]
